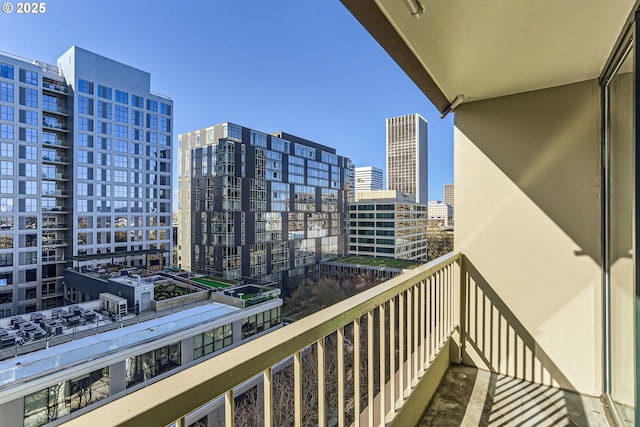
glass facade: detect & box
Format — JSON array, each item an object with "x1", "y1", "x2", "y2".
[{"x1": 184, "y1": 124, "x2": 350, "y2": 285}]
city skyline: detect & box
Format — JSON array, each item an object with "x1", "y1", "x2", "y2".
[{"x1": 0, "y1": 1, "x2": 454, "y2": 202}]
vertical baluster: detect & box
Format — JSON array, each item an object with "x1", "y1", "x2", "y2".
[
  {"x1": 264, "y1": 368, "x2": 273, "y2": 427},
  {"x1": 420, "y1": 279, "x2": 426, "y2": 372},
  {"x1": 379, "y1": 302, "x2": 386, "y2": 425},
  {"x1": 353, "y1": 318, "x2": 361, "y2": 427},
  {"x1": 318, "y1": 337, "x2": 326, "y2": 427},
  {"x1": 413, "y1": 283, "x2": 419, "y2": 382},
  {"x1": 225, "y1": 389, "x2": 234, "y2": 427},
  {"x1": 399, "y1": 291, "x2": 405, "y2": 399},
  {"x1": 389, "y1": 296, "x2": 396, "y2": 412},
  {"x1": 406, "y1": 288, "x2": 413, "y2": 387},
  {"x1": 367, "y1": 311, "x2": 374, "y2": 426},
  {"x1": 338, "y1": 327, "x2": 345, "y2": 427},
  {"x1": 294, "y1": 350, "x2": 302, "y2": 427}
]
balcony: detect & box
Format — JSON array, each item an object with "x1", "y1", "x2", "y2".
[
  {"x1": 41, "y1": 171, "x2": 67, "y2": 180},
  {"x1": 63, "y1": 252, "x2": 608, "y2": 426},
  {"x1": 42, "y1": 81, "x2": 68, "y2": 94},
  {"x1": 42, "y1": 138, "x2": 67, "y2": 148},
  {"x1": 42, "y1": 119, "x2": 67, "y2": 132}
]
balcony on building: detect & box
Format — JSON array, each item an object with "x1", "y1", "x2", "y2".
[{"x1": 15, "y1": 1, "x2": 640, "y2": 426}]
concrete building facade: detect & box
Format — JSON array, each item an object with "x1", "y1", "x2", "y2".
[
  {"x1": 354, "y1": 166, "x2": 383, "y2": 192},
  {"x1": 0, "y1": 47, "x2": 172, "y2": 317},
  {"x1": 427, "y1": 200, "x2": 453, "y2": 228},
  {"x1": 386, "y1": 113, "x2": 428, "y2": 203},
  {"x1": 178, "y1": 123, "x2": 352, "y2": 287},
  {"x1": 349, "y1": 190, "x2": 428, "y2": 260}
]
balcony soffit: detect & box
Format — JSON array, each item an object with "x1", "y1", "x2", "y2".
[{"x1": 344, "y1": 0, "x2": 636, "y2": 110}]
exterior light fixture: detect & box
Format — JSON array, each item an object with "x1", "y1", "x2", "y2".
[{"x1": 404, "y1": 0, "x2": 424, "y2": 17}]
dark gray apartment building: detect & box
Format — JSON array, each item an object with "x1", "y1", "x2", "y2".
[{"x1": 178, "y1": 123, "x2": 351, "y2": 289}]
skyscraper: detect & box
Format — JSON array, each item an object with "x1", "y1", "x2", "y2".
[
  {"x1": 0, "y1": 47, "x2": 173, "y2": 317},
  {"x1": 178, "y1": 123, "x2": 351, "y2": 287},
  {"x1": 444, "y1": 183, "x2": 454, "y2": 207},
  {"x1": 354, "y1": 166, "x2": 383, "y2": 192},
  {"x1": 386, "y1": 113, "x2": 428, "y2": 203}
]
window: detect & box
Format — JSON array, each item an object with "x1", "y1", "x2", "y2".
[
  {"x1": 131, "y1": 109, "x2": 143, "y2": 126},
  {"x1": 125, "y1": 343, "x2": 181, "y2": 388},
  {"x1": 21, "y1": 145, "x2": 37, "y2": 160},
  {"x1": 23, "y1": 180, "x2": 36, "y2": 195},
  {"x1": 0, "y1": 142, "x2": 12, "y2": 157},
  {"x1": 21, "y1": 163, "x2": 37, "y2": 177},
  {"x1": 19, "y1": 127, "x2": 37, "y2": 142},
  {"x1": 159, "y1": 134, "x2": 170, "y2": 146},
  {"x1": 114, "y1": 140, "x2": 127, "y2": 152},
  {"x1": 193, "y1": 324, "x2": 233, "y2": 359},
  {"x1": 20, "y1": 87, "x2": 38, "y2": 108},
  {"x1": 114, "y1": 155, "x2": 127, "y2": 168},
  {"x1": 0, "y1": 82, "x2": 13, "y2": 103},
  {"x1": 0, "y1": 63, "x2": 13, "y2": 80},
  {"x1": 77, "y1": 133, "x2": 93, "y2": 147},
  {"x1": 0, "y1": 161, "x2": 13, "y2": 175},
  {"x1": 97, "y1": 85, "x2": 112, "y2": 100},
  {"x1": 114, "y1": 170, "x2": 127, "y2": 182},
  {"x1": 0, "y1": 105, "x2": 13, "y2": 121},
  {"x1": 0, "y1": 198, "x2": 13, "y2": 212},
  {"x1": 23, "y1": 198, "x2": 37, "y2": 212},
  {"x1": 160, "y1": 103, "x2": 171, "y2": 115},
  {"x1": 0, "y1": 179, "x2": 11, "y2": 193},
  {"x1": 97, "y1": 101, "x2": 111, "y2": 119},
  {"x1": 20, "y1": 109, "x2": 37, "y2": 125},
  {"x1": 78, "y1": 117, "x2": 93, "y2": 132},
  {"x1": 132, "y1": 95, "x2": 143, "y2": 108},
  {"x1": 115, "y1": 124, "x2": 128, "y2": 138},
  {"x1": 78, "y1": 79, "x2": 93, "y2": 94},
  {"x1": 147, "y1": 99, "x2": 158, "y2": 112},
  {"x1": 0, "y1": 235, "x2": 12, "y2": 249},
  {"x1": 77, "y1": 96, "x2": 93, "y2": 115},
  {"x1": 146, "y1": 132, "x2": 157, "y2": 144},
  {"x1": 159, "y1": 117, "x2": 171, "y2": 132},
  {"x1": 147, "y1": 114, "x2": 158, "y2": 129},
  {"x1": 77, "y1": 150, "x2": 91, "y2": 164},
  {"x1": 21, "y1": 70, "x2": 38, "y2": 86},
  {"x1": 0, "y1": 124, "x2": 13, "y2": 140},
  {"x1": 98, "y1": 121, "x2": 111, "y2": 135},
  {"x1": 115, "y1": 105, "x2": 128, "y2": 123},
  {"x1": 115, "y1": 89, "x2": 128, "y2": 104}
]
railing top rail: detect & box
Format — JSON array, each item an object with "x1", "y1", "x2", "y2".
[{"x1": 64, "y1": 251, "x2": 460, "y2": 427}]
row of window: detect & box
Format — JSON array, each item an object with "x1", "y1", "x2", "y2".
[{"x1": 77, "y1": 79, "x2": 171, "y2": 114}]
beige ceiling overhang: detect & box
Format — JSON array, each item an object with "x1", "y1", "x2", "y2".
[{"x1": 342, "y1": 0, "x2": 637, "y2": 113}]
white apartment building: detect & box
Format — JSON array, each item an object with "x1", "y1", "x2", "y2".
[{"x1": 0, "y1": 47, "x2": 173, "y2": 317}]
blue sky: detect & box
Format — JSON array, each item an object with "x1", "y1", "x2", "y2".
[{"x1": 0, "y1": 0, "x2": 453, "y2": 201}]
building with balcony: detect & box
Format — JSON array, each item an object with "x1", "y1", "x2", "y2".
[
  {"x1": 386, "y1": 113, "x2": 428, "y2": 203},
  {"x1": 178, "y1": 123, "x2": 352, "y2": 287},
  {"x1": 13, "y1": 2, "x2": 640, "y2": 426},
  {"x1": 349, "y1": 190, "x2": 428, "y2": 260},
  {"x1": 354, "y1": 166, "x2": 383, "y2": 193},
  {"x1": 0, "y1": 46, "x2": 172, "y2": 318}
]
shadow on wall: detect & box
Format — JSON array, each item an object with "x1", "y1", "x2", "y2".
[{"x1": 459, "y1": 255, "x2": 591, "y2": 425}]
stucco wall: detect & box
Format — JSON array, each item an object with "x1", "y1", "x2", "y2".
[{"x1": 454, "y1": 79, "x2": 602, "y2": 396}]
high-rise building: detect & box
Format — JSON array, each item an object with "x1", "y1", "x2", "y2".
[
  {"x1": 178, "y1": 123, "x2": 351, "y2": 286},
  {"x1": 349, "y1": 190, "x2": 428, "y2": 260},
  {"x1": 0, "y1": 47, "x2": 173, "y2": 317},
  {"x1": 444, "y1": 183, "x2": 454, "y2": 207},
  {"x1": 386, "y1": 113, "x2": 428, "y2": 203},
  {"x1": 444, "y1": 183, "x2": 454, "y2": 226},
  {"x1": 354, "y1": 166, "x2": 383, "y2": 192}
]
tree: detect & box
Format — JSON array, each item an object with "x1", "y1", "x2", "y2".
[{"x1": 427, "y1": 229, "x2": 453, "y2": 261}]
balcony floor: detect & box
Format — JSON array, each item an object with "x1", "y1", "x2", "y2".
[{"x1": 418, "y1": 364, "x2": 610, "y2": 427}]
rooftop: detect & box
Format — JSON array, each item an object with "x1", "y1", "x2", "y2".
[{"x1": 324, "y1": 256, "x2": 423, "y2": 270}]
